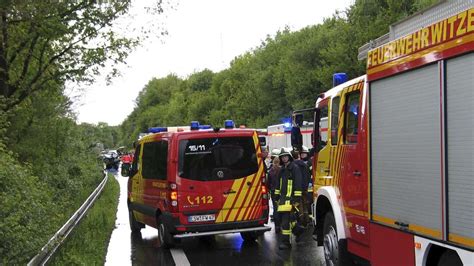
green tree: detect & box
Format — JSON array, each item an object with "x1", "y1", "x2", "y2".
[{"x1": 0, "y1": 0, "x2": 165, "y2": 112}]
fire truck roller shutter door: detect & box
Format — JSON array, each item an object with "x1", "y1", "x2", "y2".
[
  {"x1": 371, "y1": 63, "x2": 442, "y2": 239},
  {"x1": 446, "y1": 53, "x2": 474, "y2": 247}
]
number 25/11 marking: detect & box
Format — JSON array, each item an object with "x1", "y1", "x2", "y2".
[{"x1": 187, "y1": 196, "x2": 213, "y2": 205}]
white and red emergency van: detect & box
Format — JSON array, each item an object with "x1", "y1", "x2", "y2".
[
  {"x1": 266, "y1": 122, "x2": 317, "y2": 152},
  {"x1": 293, "y1": 2, "x2": 473, "y2": 265}
]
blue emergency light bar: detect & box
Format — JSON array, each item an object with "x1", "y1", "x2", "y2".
[
  {"x1": 190, "y1": 121, "x2": 200, "y2": 130},
  {"x1": 199, "y1": 125, "x2": 212, "y2": 130},
  {"x1": 148, "y1": 127, "x2": 167, "y2": 133},
  {"x1": 333, "y1": 73, "x2": 348, "y2": 87},
  {"x1": 224, "y1": 120, "x2": 235, "y2": 129}
]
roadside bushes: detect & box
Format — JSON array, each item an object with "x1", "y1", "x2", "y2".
[
  {"x1": 49, "y1": 174, "x2": 120, "y2": 265},
  {"x1": 0, "y1": 147, "x2": 57, "y2": 264}
]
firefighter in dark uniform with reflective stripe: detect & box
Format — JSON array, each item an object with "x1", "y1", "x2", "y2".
[
  {"x1": 274, "y1": 148, "x2": 303, "y2": 250},
  {"x1": 299, "y1": 146, "x2": 313, "y2": 219}
]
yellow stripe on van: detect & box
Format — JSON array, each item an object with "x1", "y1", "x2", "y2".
[
  {"x1": 239, "y1": 166, "x2": 264, "y2": 221},
  {"x1": 228, "y1": 172, "x2": 258, "y2": 222},
  {"x1": 217, "y1": 177, "x2": 245, "y2": 222}
]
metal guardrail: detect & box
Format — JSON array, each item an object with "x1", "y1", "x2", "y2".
[{"x1": 28, "y1": 172, "x2": 109, "y2": 265}]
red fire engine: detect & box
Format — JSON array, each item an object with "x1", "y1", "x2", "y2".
[
  {"x1": 127, "y1": 120, "x2": 270, "y2": 247},
  {"x1": 293, "y1": 2, "x2": 473, "y2": 265}
]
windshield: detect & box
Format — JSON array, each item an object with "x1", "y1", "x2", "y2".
[{"x1": 178, "y1": 137, "x2": 258, "y2": 181}]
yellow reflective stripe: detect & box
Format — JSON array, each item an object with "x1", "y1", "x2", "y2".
[
  {"x1": 282, "y1": 229, "x2": 291, "y2": 235},
  {"x1": 275, "y1": 189, "x2": 280, "y2": 195},
  {"x1": 294, "y1": 191, "x2": 302, "y2": 196},
  {"x1": 286, "y1": 180, "x2": 293, "y2": 197},
  {"x1": 278, "y1": 204, "x2": 292, "y2": 212},
  {"x1": 308, "y1": 188, "x2": 313, "y2": 192}
]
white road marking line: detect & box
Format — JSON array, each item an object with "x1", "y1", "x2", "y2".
[{"x1": 170, "y1": 248, "x2": 190, "y2": 266}]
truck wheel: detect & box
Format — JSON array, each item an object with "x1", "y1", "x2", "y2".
[
  {"x1": 241, "y1": 231, "x2": 260, "y2": 242},
  {"x1": 437, "y1": 249, "x2": 462, "y2": 266},
  {"x1": 323, "y1": 212, "x2": 352, "y2": 266},
  {"x1": 157, "y1": 216, "x2": 174, "y2": 248},
  {"x1": 129, "y1": 209, "x2": 144, "y2": 233}
]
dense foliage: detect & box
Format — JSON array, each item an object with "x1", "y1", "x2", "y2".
[
  {"x1": 0, "y1": 0, "x2": 164, "y2": 264},
  {"x1": 118, "y1": 0, "x2": 438, "y2": 146}
]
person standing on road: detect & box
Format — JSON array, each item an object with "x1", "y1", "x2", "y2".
[
  {"x1": 267, "y1": 155, "x2": 281, "y2": 232},
  {"x1": 274, "y1": 148, "x2": 303, "y2": 250},
  {"x1": 299, "y1": 146, "x2": 314, "y2": 219}
]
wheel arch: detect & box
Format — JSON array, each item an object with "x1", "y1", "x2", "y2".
[{"x1": 316, "y1": 186, "x2": 347, "y2": 241}]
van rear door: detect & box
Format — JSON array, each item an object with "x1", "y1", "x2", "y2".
[
  {"x1": 217, "y1": 134, "x2": 262, "y2": 223},
  {"x1": 178, "y1": 136, "x2": 223, "y2": 224}
]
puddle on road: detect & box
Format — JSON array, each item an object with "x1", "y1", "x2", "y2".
[{"x1": 104, "y1": 173, "x2": 132, "y2": 265}]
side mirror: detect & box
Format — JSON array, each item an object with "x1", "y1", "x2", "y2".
[
  {"x1": 293, "y1": 113, "x2": 304, "y2": 127},
  {"x1": 291, "y1": 126, "x2": 303, "y2": 151}
]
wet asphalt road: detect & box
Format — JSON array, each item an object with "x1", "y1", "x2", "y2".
[{"x1": 105, "y1": 172, "x2": 325, "y2": 266}]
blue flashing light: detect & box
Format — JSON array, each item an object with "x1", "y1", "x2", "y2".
[
  {"x1": 333, "y1": 73, "x2": 348, "y2": 87},
  {"x1": 199, "y1": 125, "x2": 212, "y2": 130},
  {"x1": 148, "y1": 127, "x2": 167, "y2": 133},
  {"x1": 281, "y1": 117, "x2": 292, "y2": 133},
  {"x1": 190, "y1": 121, "x2": 200, "y2": 130},
  {"x1": 349, "y1": 104, "x2": 358, "y2": 116},
  {"x1": 224, "y1": 120, "x2": 235, "y2": 129}
]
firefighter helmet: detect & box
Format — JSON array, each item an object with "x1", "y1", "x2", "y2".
[
  {"x1": 278, "y1": 147, "x2": 293, "y2": 160},
  {"x1": 301, "y1": 145, "x2": 309, "y2": 154},
  {"x1": 271, "y1": 148, "x2": 281, "y2": 158}
]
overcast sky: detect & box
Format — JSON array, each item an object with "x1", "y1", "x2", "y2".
[{"x1": 72, "y1": 0, "x2": 353, "y2": 126}]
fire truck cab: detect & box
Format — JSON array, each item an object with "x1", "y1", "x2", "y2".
[{"x1": 126, "y1": 120, "x2": 270, "y2": 247}]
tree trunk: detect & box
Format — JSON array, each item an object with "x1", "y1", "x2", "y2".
[{"x1": 0, "y1": 8, "x2": 8, "y2": 100}]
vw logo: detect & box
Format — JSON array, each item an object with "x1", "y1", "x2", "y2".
[{"x1": 217, "y1": 171, "x2": 224, "y2": 178}]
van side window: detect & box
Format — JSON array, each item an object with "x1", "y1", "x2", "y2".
[
  {"x1": 142, "y1": 141, "x2": 168, "y2": 180},
  {"x1": 331, "y1": 96, "x2": 340, "y2": 145},
  {"x1": 344, "y1": 92, "x2": 360, "y2": 144},
  {"x1": 131, "y1": 144, "x2": 141, "y2": 174}
]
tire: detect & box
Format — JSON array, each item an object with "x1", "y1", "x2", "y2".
[
  {"x1": 240, "y1": 231, "x2": 261, "y2": 242},
  {"x1": 157, "y1": 216, "x2": 175, "y2": 248},
  {"x1": 323, "y1": 212, "x2": 352, "y2": 266},
  {"x1": 437, "y1": 249, "x2": 462, "y2": 266},
  {"x1": 129, "y1": 209, "x2": 144, "y2": 233}
]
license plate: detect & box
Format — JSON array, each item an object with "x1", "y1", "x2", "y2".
[{"x1": 188, "y1": 214, "x2": 215, "y2": 222}]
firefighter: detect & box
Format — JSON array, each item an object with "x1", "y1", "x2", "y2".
[
  {"x1": 290, "y1": 148, "x2": 312, "y2": 242},
  {"x1": 299, "y1": 146, "x2": 313, "y2": 219},
  {"x1": 267, "y1": 155, "x2": 281, "y2": 232},
  {"x1": 274, "y1": 148, "x2": 303, "y2": 250}
]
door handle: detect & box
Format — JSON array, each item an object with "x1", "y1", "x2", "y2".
[
  {"x1": 353, "y1": 171, "x2": 361, "y2": 176},
  {"x1": 323, "y1": 168, "x2": 330, "y2": 173},
  {"x1": 224, "y1": 189, "x2": 236, "y2": 195}
]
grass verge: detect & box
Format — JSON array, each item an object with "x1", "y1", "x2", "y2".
[{"x1": 49, "y1": 173, "x2": 120, "y2": 265}]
